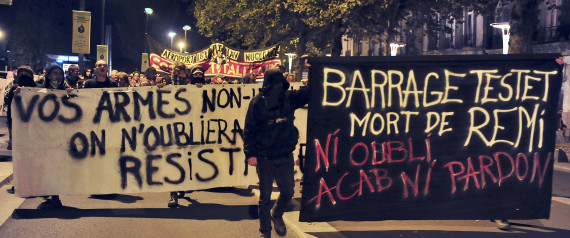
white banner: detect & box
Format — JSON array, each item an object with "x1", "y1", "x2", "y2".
[{"x1": 12, "y1": 83, "x2": 308, "y2": 197}]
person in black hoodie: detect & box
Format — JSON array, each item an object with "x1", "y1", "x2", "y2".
[
  {"x1": 189, "y1": 65, "x2": 205, "y2": 87},
  {"x1": 43, "y1": 65, "x2": 71, "y2": 90},
  {"x1": 4, "y1": 65, "x2": 37, "y2": 150},
  {"x1": 243, "y1": 68, "x2": 309, "y2": 238}
]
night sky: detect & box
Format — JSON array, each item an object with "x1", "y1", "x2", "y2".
[{"x1": 0, "y1": 0, "x2": 210, "y2": 72}]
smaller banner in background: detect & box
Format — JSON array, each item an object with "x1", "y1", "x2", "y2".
[
  {"x1": 72, "y1": 11, "x2": 91, "y2": 54},
  {"x1": 96, "y1": 45, "x2": 108, "y2": 62}
]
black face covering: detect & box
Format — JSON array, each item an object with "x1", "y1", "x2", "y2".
[
  {"x1": 264, "y1": 83, "x2": 285, "y2": 110},
  {"x1": 18, "y1": 73, "x2": 35, "y2": 87}
]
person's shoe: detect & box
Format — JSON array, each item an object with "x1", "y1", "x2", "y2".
[
  {"x1": 271, "y1": 210, "x2": 286, "y2": 236},
  {"x1": 259, "y1": 231, "x2": 271, "y2": 238},
  {"x1": 168, "y1": 192, "x2": 178, "y2": 207},
  {"x1": 6, "y1": 186, "x2": 14, "y2": 194},
  {"x1": 492, "y1": 219, "x2": 511, "y2": 230}
]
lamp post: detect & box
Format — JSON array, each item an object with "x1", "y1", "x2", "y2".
[
  {"x1": 183, "y1": 25, "x2": 191, "y2": 53},
  {"x1": 144, "y1": 8, "x2": 153, "y2": 35},
  {"x1": 389, "y1": 43, "x2": 405, "y2": 56},
  {"x1": 168, "y1": 32, "x2": 176, "y2": 49},
  {"x1": 491, "y1": 22, "x2": 510, "y2": 55},
  {"x1": 144, "y1": 8, "x2": 153, "y2": 53},
  {"x1": 179, "y1": 42, "x2": 184, "y2": 53},
  {"x1": 284, "y1": 53, "x2": 296, "y2": 73}
]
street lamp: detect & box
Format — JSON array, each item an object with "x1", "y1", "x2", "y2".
[
  {"x1": 183, "y1": 25, "x2": 191, "y2": 52},
  {"x1": 491, "y1": 22, "x2": 510, "y2": 55},
  {"x1": 389, "y1": 43, "x2": 405, "y2": 56},
  {"x1": 179, "y1": 42, "x2": 184, "y2": 53},
  {"x1": 144, "y1": 8, "x2": 153, "y2": 35},
  {"x1": 284, "y1": 53, "x2": 296, "y2": 73},
  {"x1": 168, "y1": 32, "x2": 176, "y2": 49}
]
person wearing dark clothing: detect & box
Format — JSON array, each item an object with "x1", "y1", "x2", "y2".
[
  {"x1": 65, "y1": 65, "x2": 81, "y2": 89},
  {"x1": 163, "y1": 62, "x2": 188, "y2": 86},
  {"x1": 83, "y1": 60, "x2": 118, "y2": 88},
  {"x1": 243, "y1": 68, "x2": 310, "y2": 238},
  {"x1": 42, "y1": 65, "x2": 71, "y2": 90},
  {"x1": 189, "y1": 65, "x2": 206, "y2": 86},
  {"x1": 4, "y1": 66, "x2": 37, "y2": 150},
  {"x1": 242, "y1": 72, "x2": 257, "y2": 84}
]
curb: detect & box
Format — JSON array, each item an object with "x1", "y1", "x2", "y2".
[{"x1": 0, "y1": 173, "x2": 12, "y2": 188}]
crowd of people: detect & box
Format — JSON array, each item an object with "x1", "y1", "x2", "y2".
[
  {"x1": 16, "y1": 61, "x2": 298, "y2": 90},
  {"x1": 2, "y1": 59, "x2": 303, "y2": 220}
]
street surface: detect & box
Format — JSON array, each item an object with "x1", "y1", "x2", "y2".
[{"x1": 1, "y1": 114, "x2": 570, "y2": 238}]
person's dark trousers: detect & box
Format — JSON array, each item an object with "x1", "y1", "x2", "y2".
[{"x1": 256, "y1": 154, "x2": 295, "y2": 234}]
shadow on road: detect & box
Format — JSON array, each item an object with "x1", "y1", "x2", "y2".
[
  {"x1": 11, "y1": 203, "x2": 259, "y2": 221},
  {"x1": 309, "y1": 223, "x2": 570, "y2": 238},
  {"x1": 88, "y1": 194, "x2": 143, "y2": 204}
]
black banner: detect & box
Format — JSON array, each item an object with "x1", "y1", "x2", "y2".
[{"x1": 300, "y1": 54, "x2": 563, "y2": 221}]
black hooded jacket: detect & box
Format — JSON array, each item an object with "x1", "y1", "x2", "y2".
[
  {"x1": 243, "y1": 69, "x2": 309, "y2": 159},
  {"x1": 42, "y1": 65, "x2": 69, "y2": 90}
]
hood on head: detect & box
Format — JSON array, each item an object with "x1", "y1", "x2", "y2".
[
  {"x1": 16, "y1": 65, "x2": 35, "y2": 86},
  {"x1": 262, "y1": 68, "x2": 289, "y2": 92},
  {"x1": 44, "y1": 65, "x2": 64, "y2": 87}
]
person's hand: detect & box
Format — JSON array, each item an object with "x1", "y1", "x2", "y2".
[
  {"x1": 14, "y1": 86, "x2": 22, "y2": 93},
  {"x1": 556, "y1": 57, "x2": 564, "y2": 65},
  {"x1": 66, "y1": 87, "x2": 74, "y2": 93},
  {"x1": 247, "y1": 157, "x2": 257, "y2": 166},
  {"x1": 157, "y1": 81, "x2": 166, "y2": 88},
  {"x1": 301, "y1": 79, "x2": 308, "y2": 86},
  {"x1": 195, "y1": 83, "x2": 203, "y2": 88}
]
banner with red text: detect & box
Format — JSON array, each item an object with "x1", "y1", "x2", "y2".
[
  {"x1": 147, "y1": 36, "x2": 281, "y2": 80},
  {"x1": 300, "y1": 54, "x2": 563, "y2": 221}
]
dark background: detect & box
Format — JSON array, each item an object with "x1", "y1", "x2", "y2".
[{"x1": 0, "y1": 0, "x2": 209, "y2": 72}]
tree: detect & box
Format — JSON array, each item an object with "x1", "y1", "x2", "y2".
[{"x1": 508, "y1": 0, "x2": 540, "y2": 53}]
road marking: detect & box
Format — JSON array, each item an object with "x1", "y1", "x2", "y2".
[{"x1": 552, "y1": 196, "x2": 570, "y2": 206}]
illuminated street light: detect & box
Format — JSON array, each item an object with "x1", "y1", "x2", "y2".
[
  {"x1": 168, "y1": 32, "x2": 176, "y2": 49},
  {"x1": 389, "y1": 43, "x2": 405, "y2": 56},
  {"x1": 0, "y1": 30, "x2": 4, "y2": 40},
  {"x1": 183, "y1": 25, "x2": 191, "y2": 52},
  {"x1": 491, "y1": 22, "x2": 510, "y2": 55},
  {"x1": 179, "y1": 42, "x2": 184, "y2": 53},
  {"x1": 144, "y1": 8, "x2": 153, "y2": 35},
  {"x1": 284, "y1": 53, "x2": 296, "y2": 73}
]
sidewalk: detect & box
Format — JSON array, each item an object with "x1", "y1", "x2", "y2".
[{"x1": 0, "y1": 116, "x2": 12, "y2": 188}]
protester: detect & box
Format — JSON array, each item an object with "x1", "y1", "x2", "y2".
[
  {"x1": 4, "y1": 65, "x2": 37, "y2": 151},
  {"x1": 117, "y1": 72, "x2": 131, "y2": 87},
  {"x1": 242, "y1": 72, "x2": 257, "y2": 84},
  {"x1": 141, "y1": 67, "x2": 166, "y2": 88},
  {"x1": 83, "y1": 60, "x2": 118, "y2": 88},
  {"x1": 164, "y1": 62, "x2": 187, "y2": 86},
  {"x1": 110, "y1": 69, "x2": 119, "y2": 82},
  {"x1": 189, "y1": 65, "x2": 206, "y2": 87},
  {"x1": 83, "y1": 67, "x2": 93, "y2": 79},
  {"x1": 65, "y1": 65, "x2": 81, "y2": 89},
  {"x1": 37, "y1": 65, "x2": 75, "y2": 208},
  {"x1": 243, "y1": 68, "x2": 310, "y2": 238},
  {"x1": 212, "y1": 74, "x2": 227, "y2": 84},
  {"x1": 35, "y1": 66, "x2": 47, "y2": 85},
  {"x1": 130, "y1": 71, "x2": 141, "y2": 87}
]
